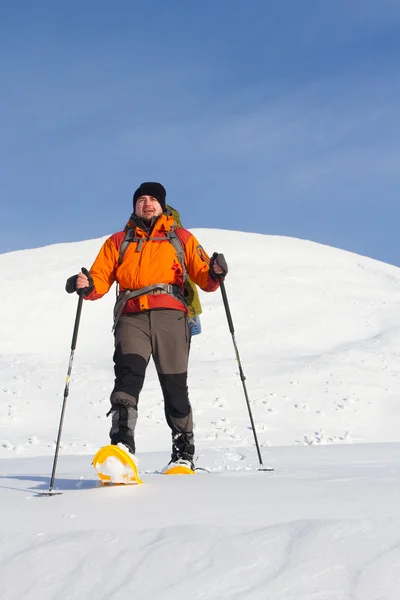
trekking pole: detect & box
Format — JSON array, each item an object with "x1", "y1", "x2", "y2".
[
  {"x1": 218, "y1": 277, "x2": 273, "y2": 472},
  {"x1": 40, "y1": 294, "x2": 84, "y2": 496}
]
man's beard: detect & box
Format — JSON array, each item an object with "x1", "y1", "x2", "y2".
[{"x1": 141, "y1": 212, "x2": 154, "y2": 225}]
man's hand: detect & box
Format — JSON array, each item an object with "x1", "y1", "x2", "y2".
[
  {"x1": 65, "y1": 267, "x2": 94, "y2": 296},
  {"x1": 75, "y1": 272, "x2": 90, "y2": 290},
  {"x1": 210, "y1": 253, "x2": 228, "y2": 280}
]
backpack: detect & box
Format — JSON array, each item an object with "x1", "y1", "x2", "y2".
[{"x1": 167, "y1": 206, "x2": 202, "y2": 319}]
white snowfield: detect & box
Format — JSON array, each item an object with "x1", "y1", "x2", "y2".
[{"x1": 1, "y1": 229, "x2": 400, "y2": 600}]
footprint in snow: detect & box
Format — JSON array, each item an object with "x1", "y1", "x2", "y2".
[
  {"x1": 224, "y1": 452, "x2": 245, "y2": 462},
  {"x1": 294, "y1": 403, "x2": 309, "y2": 411},
  {"x1": 213, "y1": 397, "x2": 226, "y2": 408},
  {"x1": 1, "y1": 441, "x2": 15, "y2": 450}
]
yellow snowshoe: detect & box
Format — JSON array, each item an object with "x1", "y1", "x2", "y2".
[{"x1": 92, "y1": 444, "x2": 142, "y2": 485}]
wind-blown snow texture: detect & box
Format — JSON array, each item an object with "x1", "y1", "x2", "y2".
[{"x1": 1, "y1": 229, "x2": 400, "y2": 599}]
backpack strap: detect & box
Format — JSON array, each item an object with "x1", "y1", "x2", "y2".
[
  {"x1": 113, "y1": 284, "x2": 186, "y2": 331},
  {"x1": 165, "y1": 228, "x2": 188, "y2": 285},
  {"x1": 118, "y1": 227, "x2": 136, "y2": 266}
]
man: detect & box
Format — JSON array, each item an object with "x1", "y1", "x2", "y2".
[{"x1": 66, "y1": 182, "x2": 227, "y2": 470}]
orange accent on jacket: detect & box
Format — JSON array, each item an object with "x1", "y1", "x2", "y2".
[{"x1": 85, "y1": 213, "x2": 219, "y2": 314}]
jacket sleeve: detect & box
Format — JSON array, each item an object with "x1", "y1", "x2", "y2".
[
  {"x1": 84, "y1": 236, "x2": 119, "y2": 300},
  {"x1": 183, "y1": 233, "x2": 220, "y2": 293}
]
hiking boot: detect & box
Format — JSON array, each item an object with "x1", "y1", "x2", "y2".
[
  {"x1": 167, "y1": 453, "x2": 195, "y2": 471},
  {"x1": 170, "y1": 432, "x2": 195, "y2": 469}
]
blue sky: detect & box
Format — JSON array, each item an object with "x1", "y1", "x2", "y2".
[{"x1": 1, "y1": 0, "x2": 399, "y2": 265}]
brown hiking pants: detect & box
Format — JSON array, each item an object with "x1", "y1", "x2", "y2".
[{"x1": 110, "y1": 309, "x2": 193, "y2": 438}]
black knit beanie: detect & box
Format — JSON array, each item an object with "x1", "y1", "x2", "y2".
[{"x1": 133, "y1": 182, "x2": 167, "y2": 211}]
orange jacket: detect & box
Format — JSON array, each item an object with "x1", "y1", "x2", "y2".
[{"x1": 85, "y1": 213, "x2": 219, "y2": 313}]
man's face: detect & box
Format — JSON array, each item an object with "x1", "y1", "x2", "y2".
[{"x1": 135, "y1": 195, "x2": 163, "y2": 219}]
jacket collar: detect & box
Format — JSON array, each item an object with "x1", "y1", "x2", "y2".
[{"x1": 126, "y1": 212, "x2": 175, "y2": 236}]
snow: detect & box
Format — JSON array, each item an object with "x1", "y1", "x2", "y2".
[
  {"x1": 1, "y1": 229, "x2": 400, "y2": 599},
  {"x1": 94, "y1": 455, "x2": 136, "y2": 483}
]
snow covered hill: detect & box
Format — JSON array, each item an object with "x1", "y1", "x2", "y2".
[
  {"x1": 2, "y1": 229, "x2": 400, "y2": 456},
  {"x1": 1, "y1": 230, "x2": 400, "y2": 599}
]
